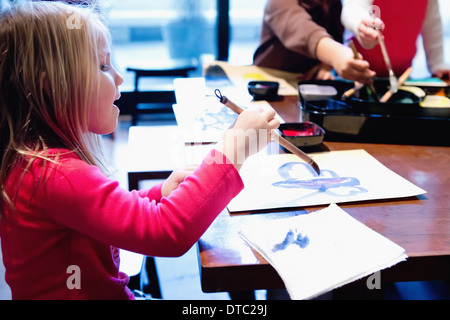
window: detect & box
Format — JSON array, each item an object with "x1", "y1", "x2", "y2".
[
  {"x1": 106, "y1": 0, "x2": 217, "y2": 87},
  {"x1": 228, "y1": 0, "x2": 266, "y2": 65},
  {"x1": 106, "y1": 0, "x2": 266, "y2": 82}
]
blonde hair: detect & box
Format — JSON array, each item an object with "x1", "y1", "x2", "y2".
[{"x1": 0, "y1": 1, "x2": 112, "y2": 214}]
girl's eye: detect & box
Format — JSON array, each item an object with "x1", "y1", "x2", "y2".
[{"x1": 101, "y1": 65, "x2": 110, "y2": 71}]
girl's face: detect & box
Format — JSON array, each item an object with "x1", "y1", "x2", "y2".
[{"x1": 87, "y1": 43, "x2": 123, "y2": 135}]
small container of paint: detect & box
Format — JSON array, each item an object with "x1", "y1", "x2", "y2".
[
  {"x1": 248, "y1": 81, "x2": 279, "y2": 100},
  {"x1": 279, "y1": 122, "x2": 325, "y2": 148}
]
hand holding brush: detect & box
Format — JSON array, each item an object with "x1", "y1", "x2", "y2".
[
  {"x1": 215, "y1": 89, "x2": 321, "y2": 175},
  {"x1": 342, "y1": 41, "x2": 378, "y2": 101}
]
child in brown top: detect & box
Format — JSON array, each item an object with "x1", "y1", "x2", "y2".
[{"x1": 254, "y1": 0, "x2": 375, "y2": 83}]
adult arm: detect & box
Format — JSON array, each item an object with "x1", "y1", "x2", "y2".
[{"x1": 263, "y1": 0, "x2": 331, "y2": 58}]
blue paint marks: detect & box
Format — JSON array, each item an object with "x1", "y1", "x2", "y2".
[
  {"x1": 272, "y1": 162, "x2": 368, "y2": 197},
  {"x1": 272, "y1": 229, "x2": 310, "y2": 252},
  {"x1": 195, "y1": 105, "x2": 237, "y2": 130},
  {"x1": 272, "y1": 177, "x2": 361, "y2": 190}
]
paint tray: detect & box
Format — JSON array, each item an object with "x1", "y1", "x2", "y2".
[{"x1": 299, "y1": 79, "x2": 450, "y2": 146}]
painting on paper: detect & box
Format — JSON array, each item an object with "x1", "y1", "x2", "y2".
[{"x1": 227, "y1": 149, "x2": 426, "y2": 212}]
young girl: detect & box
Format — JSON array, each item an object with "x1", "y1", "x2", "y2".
[{"x1": 0, "y1": 2, "x2": 279, "y2": 299}]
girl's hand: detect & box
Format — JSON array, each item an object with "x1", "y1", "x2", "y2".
[
  {"x1": 216, "y1": 108, "x2": 280, "y2": 171},
  {"x1": 357, "y1": 17, "x2": 385, "y2": 49},
  {"x1": 161, "y1": 165, "x2": 198, "y2": 197}
]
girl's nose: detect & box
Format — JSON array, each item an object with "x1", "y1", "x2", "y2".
[{"x1": 115, "y1": 71, "x2": 124, "y2": 87}]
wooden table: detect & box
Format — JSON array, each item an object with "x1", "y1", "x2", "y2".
[{"x1": 198, "y1": 96, "x2": 450, "y2": 296}]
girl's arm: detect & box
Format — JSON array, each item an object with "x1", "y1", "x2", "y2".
[
  {"x1": 41, "y1": 150, "x2": 243, "y2": 258},
  {"x1": 341, "y1": 0, "x2": 373, "y2": 37},
  {"x1": 136, "y1": 182, "x2": 163, "y2": 201},
  {"x1": 341, "y1": 0, "x2": 383, "y2": 49},
  {"x1": 421, "y1": 0, "x2": 450, "y2": 78},
  {"x1": 41, "y1": 109, "x2": 278, "y2": 258}
]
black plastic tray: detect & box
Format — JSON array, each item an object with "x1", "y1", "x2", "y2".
[{"x1": 299, "y1": 80, "x2": 450, "y2": 146}]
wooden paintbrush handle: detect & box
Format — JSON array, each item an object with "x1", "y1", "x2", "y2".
[
  {"x1": 349, "y1": 40, "x2": 359, "y2": 59},
  {"x1": 378, "y1": 30, "x2": 394, "y2": 72},
  {"x1": 380, "y1": 67, "x2": 412, "y2": 103},
  {"x1": 219, "y1": 95, "x2": 244, "y2": 114},
  {"x1": 346, "y1": 41, "x2": 378, "y2": 101},
  {"x1": 215, "y1": 89, "x2": 321, "y2": 175},
  {"x1": 273, "y1": 130, "x2": 320, "y2": 175},
  {"x1": 342, "y1": 82, "x2": 364, "y2": 99}
]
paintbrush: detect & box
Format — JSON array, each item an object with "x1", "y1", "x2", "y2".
[
  {"x1": 350, "y1": 41, "x2": 379, "y2": 100},
  {"x1": 214, "y1": 89, "x2": 321, "y2": 176},
  {"x1": 380, "y1": 67, "x2": 412, "y2": 103},
  {"x1": 342, "y1": 41, "x2": 379, "y2": 101},
  {"x1": 377, "y1": 29, "x2": 398, "y2": 94},
  {"x1": 341, "y1": 82, "x2": 364, "y2": 100}
]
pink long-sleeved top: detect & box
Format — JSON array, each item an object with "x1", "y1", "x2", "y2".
[{"x1": 0, "y1": 148, "x2": 243, "y2": 299}]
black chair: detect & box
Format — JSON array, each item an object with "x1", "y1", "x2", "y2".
[
  {"x1": 124, "y1": 60, "x2": 196, "y2": 298},
  {"x1": 126, "y1": 59, "x2": 197, "y2": 125},
  {"x1": 127, "y1": 173, "x2": 172, "y2": 298},
  {"x1": 128, "y1": 255, "x2": 163, "y2": 299}
]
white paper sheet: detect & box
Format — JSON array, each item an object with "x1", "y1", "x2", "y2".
[
  {"x1": 228, "y1": 149, "x2": 426, "y2": 212},
  {"x1": 240, "y1": 204, "x2": 408, "y2": 300},
  {"x1": 173, "y1": 78, "x2": 283, "y2": 143}
]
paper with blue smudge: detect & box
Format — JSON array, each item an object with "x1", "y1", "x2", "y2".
[{"x1": 240, "y1": 204, "x2": 407, "y2": 300}]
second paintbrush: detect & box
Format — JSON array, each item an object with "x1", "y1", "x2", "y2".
[{"x1": 214, "y1": 89, "x2": 321, "y2": 176}]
